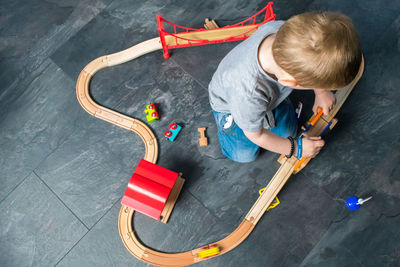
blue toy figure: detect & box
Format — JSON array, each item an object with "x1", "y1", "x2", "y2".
[
  {"x1": 346, "y1": 196, "x2": 372, "y2": 210},
  {"x1": 164, "y1": 122, "x2": 182, "y2": 142}
]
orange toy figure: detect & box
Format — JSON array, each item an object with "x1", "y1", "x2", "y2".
[{"x1": 198, "y1": 127, "x2": 208, "y2": 146}]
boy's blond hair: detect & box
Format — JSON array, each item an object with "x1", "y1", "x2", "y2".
[{"x1": 272, "y1": 12, "x2": 362, "y2": 89}]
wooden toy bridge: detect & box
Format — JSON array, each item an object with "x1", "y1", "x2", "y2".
[
  {"x1": 76, "y1": 2, "x2": 364, "y2": 266},
  {"x1": 157, "y1": 2, "x2": 275, "y2": 58}
]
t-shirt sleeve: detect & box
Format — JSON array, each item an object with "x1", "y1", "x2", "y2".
[{"x1": 230, "y1": 86, "x2": 275, "y2": 132}]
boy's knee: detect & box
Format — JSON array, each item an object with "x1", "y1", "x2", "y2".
[{"x1": 222, "y1": 147, "x2": 259, "y2": 163}]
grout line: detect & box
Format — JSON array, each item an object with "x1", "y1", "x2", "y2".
[
  {"x1": 0, "y1": 60, "x2": 52, "y2": 123},
  {"x1": 0, "y1": 173, "x2": 31, "y2": 205},
  {"x1": 170, "y1": 57, "x2": 209, "y2": 92},
  {"x1": 30, "y1": 131, "x2": 78, "y2": 174},
  {"x1": 54, "y1": 229, "x2": 91, "y2": 266},
  {"x1": 53, "y1": 197, "x2": 120, "y2": 265},
  {"x1": 32, "y1": 170, "x2": 90, "y2": 230},
  {"x1": 54, "y1": 191, "x2": 122, "y2": 265},
  {"x1": 185, "y1": 188, "x2": 237, "y2": 229},
  {"x1": 54, "y1": 196, "x2": 119, "y2": 266},
  {"x1": 1, "y1": 59, "x2": 80, "y2": 206}
]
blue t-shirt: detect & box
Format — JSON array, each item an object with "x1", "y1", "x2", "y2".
[{"x1": 208, "y1": 20, "x2": 293, "y2": 132}]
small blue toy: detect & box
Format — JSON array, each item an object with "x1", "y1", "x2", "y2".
[
  {"x1": 164, "y1": 122, "x2": 182, "y2": 142},
  {"x1": 346, "y1": 196, "x2": 372, "y2": 210}
]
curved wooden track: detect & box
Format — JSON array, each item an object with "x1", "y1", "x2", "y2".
[
  {"x1": 76, "y1": 37, "x2": 162, "y2": 163},
  {"x1": 76, "y1": 30, "x2": 364, "y2": 266}
]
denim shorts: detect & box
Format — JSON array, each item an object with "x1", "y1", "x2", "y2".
[{"x1": 212, "y1": 98, "x2": 298, "y2": 163}]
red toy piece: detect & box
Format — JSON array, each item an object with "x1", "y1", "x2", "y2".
[{"x1": 121, "y1": 159, "x2": 184, "y2": 222}]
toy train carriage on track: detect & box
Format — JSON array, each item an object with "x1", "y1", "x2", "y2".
[
  {"x1": 144, "y1": 103, "x2": 159, "y2": 123},
  {"x1": 197, "y1": 245, "x2": 221, "y2": 259}
]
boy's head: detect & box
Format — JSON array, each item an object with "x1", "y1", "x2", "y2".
[{"x1": 272, "y1": 12, "x2": 362, "y2": 89}]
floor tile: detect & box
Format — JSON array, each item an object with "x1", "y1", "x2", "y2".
[
  {"x1": 57, "y1": 189, "x2": 219, "y2": 267},
  {"x1": 194, "y1": 172, "x2": 344, "y2": 267},
  {"x1": 56, "y1": 203, "x2": 144, "y2": 267},
  {"x1": 0, "y1": 59, "x2": 80, "y2": 202},
  {"x1": 34, "y1": 115, "x2": 144, "y2": 228},
  {"x1": 50, "y1": 0, "x2": 162, "y2": 81},
  {"x1": 0, "y1": 173, "x2": 87, "y2": 267},
  {"x1": 356, "y1": 138, "x2": 400, "y2": 218},
  {"x1": 0, "y1": 0, "x2": 107, "y2": 95},
  {"x1": 300, "y1": 209, "x2": 400, "y2": 267}
]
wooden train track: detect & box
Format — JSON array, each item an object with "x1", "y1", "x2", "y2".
[{"x1": 76, "y1": 28, "x2": 364, "y2": 266}]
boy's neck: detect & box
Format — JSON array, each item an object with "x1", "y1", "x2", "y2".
[{"x1": 258, "y1": 34, "x2": 281, "y2": 80}]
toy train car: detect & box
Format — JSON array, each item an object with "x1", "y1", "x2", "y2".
[
  {"x1": 258, "y1": 187, "x2": 280, "y2": 211},
  {"x1": 198, "y1": 245, "x2": 221, "y2": 259},
  {"x1": 164, "y1": 122, "x2": 182, "y2": 141},
  {"x1": 144, "y1": 104, "x2": 159, "y2": 123}
]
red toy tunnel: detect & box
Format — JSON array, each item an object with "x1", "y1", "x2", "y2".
[{"x1": 121, "y1": 159, "x2": 185, "y2": 223}]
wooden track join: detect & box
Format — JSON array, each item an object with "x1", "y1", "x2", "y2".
[{"x1": 76, "y1": 27, "x2": 364, "y2": 266}]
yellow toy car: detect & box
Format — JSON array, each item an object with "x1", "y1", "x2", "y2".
[
  {"x1": 259, "y1": 187, "x2": 280, "y2": 211},
  {"x1": 198, "y1": 245, "x2": 220, "y2": 258}
]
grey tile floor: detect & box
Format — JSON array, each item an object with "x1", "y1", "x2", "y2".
[{"x1": 1, "y1": 0, "x2": 399, "y2": 266}]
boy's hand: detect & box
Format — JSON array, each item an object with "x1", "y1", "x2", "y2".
[
  {"x1": 301, "y1": 136, "x2": 325, "y2": 158},
  {"x1": 313, "y1": 90, "x2": 336, "y2": 115}
]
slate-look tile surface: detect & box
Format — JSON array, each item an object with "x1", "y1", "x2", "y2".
[
  {"x1": 56, "y1": 203, "x2": 144, "y2": 267},
  {"x1": 0, "y1": 0, "x2": 399, "y2": 266},
  {"x1": 0, "y1": 0, "x2": 108, "y2": 98},
  {"x1": 0, "y1": 173, "x2": 87, "y2": 267},
  {"x1": 301, "y1": 209, "x2": 400, "y2": 267},
  {"x1": 34, "y1": 114, "x2": 144, "y2": 228},
  {"x1": 0, "y1": 59, "x2": 80, "y2": 202},
  {"x1": 56, "y1": 191, "x2": 220, "y2": 266}
]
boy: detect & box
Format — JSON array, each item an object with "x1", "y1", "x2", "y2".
[{"x1": 208, "y1": 12, "x2": 362, "y2": 163}]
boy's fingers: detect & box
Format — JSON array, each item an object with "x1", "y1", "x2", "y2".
[
  {"x1": 308, "y1": 137, "x2": 324, "y2": 147},
  {"x1": 316, "y1": 140, "x2": 325, "y2": 147},
  {"x1": 323, "y1": 105, "x2": 333, "y2": 115},
  {"x1": 312, "y1": 105, "x2": 318, "y2": 114}
]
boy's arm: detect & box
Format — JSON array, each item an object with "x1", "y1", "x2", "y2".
[
  {"x1": 244, "y1": 129, "x2": 325, "y2": 158},
  {"x1": 244, "y1": 129, "x2": 294, "y2": 155},
  {"x1": 313, "y1": 89, "x2": 336, "y2": 115}
]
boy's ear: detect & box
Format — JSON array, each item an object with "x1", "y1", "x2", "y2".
[
  {"x1": 278, "y1": 78, "x2": 298, "y2": 87},
  {"x1": 278, "y1": 71, "x2": 298, "y2": 87}
]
